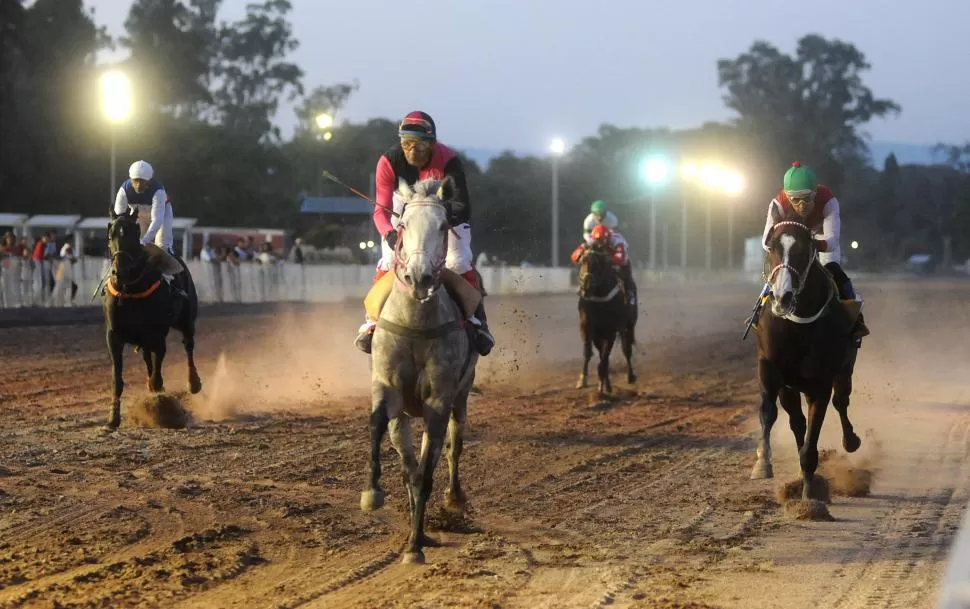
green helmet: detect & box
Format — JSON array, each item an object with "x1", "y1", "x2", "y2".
[
  {"x1": 783, "y1": 161, "x2": 818, "y2": 197},
  {"x1": 590, "y1": 200, "x2": 607, "y2": 215}
]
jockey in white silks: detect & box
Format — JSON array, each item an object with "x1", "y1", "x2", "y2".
[{"x1": 110, "y1": 160, "x2": 185, "y2": 294}]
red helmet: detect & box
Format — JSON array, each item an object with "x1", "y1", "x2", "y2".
[{"x1": 590, "y1": 224, "x2": 612, "y2": 242}]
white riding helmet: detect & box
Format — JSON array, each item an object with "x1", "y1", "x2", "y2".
[{"x1": 128, "y1": 160, "x2": 154, "y2": 181}]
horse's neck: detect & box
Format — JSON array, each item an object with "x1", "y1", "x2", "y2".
[{"x1": 383, "y1": 284, "x2": 460, "y2": 329}]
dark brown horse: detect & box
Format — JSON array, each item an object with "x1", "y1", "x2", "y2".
[
  {"x1": 575, "y1": 244, "x2": 637, "y2": 393},
  {"x1": 751, "y1": 213, "x2": 862, "y2": 502},
  {"x1": 102, "y1": 207, "x2": 202, "y2": 429}
]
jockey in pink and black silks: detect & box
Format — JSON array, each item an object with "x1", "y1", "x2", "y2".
[
  {"x1": 353, "y1": 111, "x2": 495, "y2": 357},
  {"x1": 761, "y1": 161, "x2": 869, "y2": 345}
]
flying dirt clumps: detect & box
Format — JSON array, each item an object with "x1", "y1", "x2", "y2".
[
  {"x1": 817, "y1": 449, "x2": 875, "y2": 497},
  {"x1": 130, "y1": 392, "x2": 190, "y2": 429},
  {"x1": 783, "y1": 498, "x2": 835, "y2": 521},
  {"x1": 776, "y1": 475, "x2": 832, "y2": 504}
]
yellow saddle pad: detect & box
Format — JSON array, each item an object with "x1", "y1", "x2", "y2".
[{"x1": 364, "y1": 269, "x2": 482, "y2": 321}]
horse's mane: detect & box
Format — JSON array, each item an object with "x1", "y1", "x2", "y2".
[{"x1": 411, "y1": 178, "x2": 445, "y2": 199}]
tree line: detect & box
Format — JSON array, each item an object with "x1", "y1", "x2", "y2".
[{"x1": 2, "y1": 0, "x2": 969, "y2": 269}]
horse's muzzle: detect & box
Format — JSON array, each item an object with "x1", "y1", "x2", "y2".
[{"x1": 772, "y1": 291, "x2": 794, "y2": 316}]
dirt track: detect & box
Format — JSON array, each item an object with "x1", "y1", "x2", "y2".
[{"x1": 1, "y1": 279, "x2": 969, "y2": 608}]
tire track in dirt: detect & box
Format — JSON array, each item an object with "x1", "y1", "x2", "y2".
[{"x1": 822, "y1": 412, "x2": 970, "y2": 609}]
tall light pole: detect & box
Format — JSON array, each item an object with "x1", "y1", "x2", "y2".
[
  {"x1": 699, "y1": 162, "x2": 722, "y2": 270},
  {"x1": 99, "y1": 70, "x2": 132, "y2": 208},
  {"x1": 549, "y1": 138, "x2": 566, "y2": 266},
  {"x1": 680, "y1": 162, "x2": 698, "y2": 268},
  {"x1": 722, "y1": 171, "x2": 745, "y2": 269},
  {"x1": 643, "y1": 157, "x2": 670, "y2": 269},
  {"x1": 315, "y1": 112, "x2": 334, "y2": 194}
]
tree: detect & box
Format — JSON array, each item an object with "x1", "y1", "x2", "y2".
[
  {"x1": 717, "y1": 35, "x2": 900, "y2": 191},
  {"x1": 122, "y1": 0, "x2": 222, "y2": 118},
  {"x1": 294, "y1": 81, "x2": 360, "y2": 138},
  {"x1": 211, "y1": 0, "x2": 303, "y2": 141}
]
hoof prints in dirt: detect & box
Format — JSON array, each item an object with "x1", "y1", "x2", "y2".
[{"x1": 1, "y1": 524, "x2": 264, "y2": 608}]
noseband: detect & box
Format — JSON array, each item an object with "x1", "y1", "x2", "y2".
[{"x1": 764, "y1": 221, "x2": 817, "y2": 296}]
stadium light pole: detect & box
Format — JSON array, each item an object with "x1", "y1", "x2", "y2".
[
  {"x1": 679, "y1": 162, "x2": 698, "y2": 268},
  {"x1": 99, "y1": 70, "x2": 133, "y2": 208},
  {"x1": 549, "y1": 137, "x2": 566, "y2": 266},
  {"x1": 643, "y1": 157, "x2": 671, "y2": 269},
  {"x1": 722, "y1": 171, "x2": 745, "y2": 269}
]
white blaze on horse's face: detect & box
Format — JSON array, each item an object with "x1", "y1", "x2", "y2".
[
  {"x1": 396, "y1": 178, "x2": 451, "y2": 302},
  {"x1": 771, "y1": 234, "x2": 796, "y2": 316}
]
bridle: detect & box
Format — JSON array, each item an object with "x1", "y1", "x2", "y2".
[
  {"x1": 763, "y1": 220, "x2": 832, "y2": 322},
  {"x1": 578, "y1": 247, "x2": 622, "y2": 303},
  {"x1": 392, "y1": 200, "x2": 448, "y2": 292}
]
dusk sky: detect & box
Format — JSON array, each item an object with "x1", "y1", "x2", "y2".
[{"x1": 86, "y1": 0, "x2": 969, "y2": 153}]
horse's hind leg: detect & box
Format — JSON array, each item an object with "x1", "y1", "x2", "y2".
[
  {"x1": 751, "y1": 359, "x2": 782, "y2": 479},
  {"x1": 180, "y1": 312, "x2": 202, "y2": 394},
  {"x1": 106, "y1": 330, "x2": 125, "y2": 430},
  {"x1": 388, "y1": 415, "x2": 417, "y2": 514},
  {"x1": 780, "y1": 387, "x2": 806, "y2": 451},
  {"x1": 142, "y1": 348, "x2": 153, "y2": 390},
  {"x1": 361, "y1": 383, "x2": 398, "y2": 512},
  {"x1": 832, "y1": 365, "x2": 861, "y2": 453},
  {"x1": 621, "y1": 325, "x2": 636, "y2": 385},
  {"x1": 444, "y1": 389, "x2": 470, "y2": 513},
  {"x1": 403, "y1": 408, "x2": 448, "y2": 565}
]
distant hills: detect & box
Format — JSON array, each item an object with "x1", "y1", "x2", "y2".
[{"x1": 457, "y1": 141, "x2": 948, "y2": 171}]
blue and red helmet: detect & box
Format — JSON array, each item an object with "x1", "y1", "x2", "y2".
[{"x1": 399, "y1": 111, "x2": 436, "y2": 141}]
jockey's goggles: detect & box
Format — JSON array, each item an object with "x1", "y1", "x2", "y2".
[
  {"x1": 786, "y1": 189, "x2": 816, "y2": 206},
  {"x1": 400, "y1": 137, "x2": 432, "y2": 152}
]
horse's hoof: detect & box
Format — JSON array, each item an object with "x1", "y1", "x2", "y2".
[
  {"x1": 444, "y1": 489, "x2": 467, "y2": 513},
  {"x1": 102, "y1": 419, "x2": 120, "y2": 433},
  {"x1": 401, "y1": 551, "x2": 426, "y2": 565},
  {"x1": 575, "y1": 377, "x2": 588, "y2": 390},
  {"x1": 627, "y1": 373, "x2": 637, "y2": 384},
  {"x1": 750, "y1": 461, "x2": 773, "y2": 480},
  {"x1": 189, "y1": 376, "x2": 203, "y2": 395},
  {"x1": 360, "y1": 488, "x2": 385, "y2": 512},
  {"x1": 419, "y1": 533, "x2": 441, "y2": 548},
  {"x1": 843, "y1": 433, "x2": 862, "y2": 453}
]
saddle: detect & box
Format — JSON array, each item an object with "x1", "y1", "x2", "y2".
[{"x1": 364, "y1": 269, "x2": 482, "y2": 323}]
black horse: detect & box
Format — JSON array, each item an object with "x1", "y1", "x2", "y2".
[
  {"x1": 102, "y1": 207, "x2": 202, "y2": 429},
  {"x1": 575, "y1": 245, "x2": 637, "y2": 393},
  {"x1": 751, "y1": 214, "x2": 862, "y2": 502}
]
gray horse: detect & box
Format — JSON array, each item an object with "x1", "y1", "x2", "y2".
[{"x1": 360, "y1": 176, "x2": 479, "y2": 565}]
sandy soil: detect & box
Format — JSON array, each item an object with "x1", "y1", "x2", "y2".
[{"x1": 0, "y1": 279, "x2": 968, "y2": 609}]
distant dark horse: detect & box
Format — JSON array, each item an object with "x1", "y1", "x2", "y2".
[
  {"x1": 102, "y1": 207, "x2": 202, "y2": 429},
  {"x1": 575, "y1": 245, "x2": 637, "y2": 393},
  {"x1": 751, "y1": 214, "x2": 862, "y2": 502}
]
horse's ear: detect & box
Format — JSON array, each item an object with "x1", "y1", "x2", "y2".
[{"x1": 436, "y1": 175, "x2": 456, "y2": 202}]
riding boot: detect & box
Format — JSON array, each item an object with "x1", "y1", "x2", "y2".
[
  {"x1": 355, "y1": 319, "x2": 376, "y2": 354},
  {"x1": 826, "y1": 262, "x2": 869, "y2": 346},
  {"x1": 470, "y1": 301, "x2": 495, "y2": 356}
]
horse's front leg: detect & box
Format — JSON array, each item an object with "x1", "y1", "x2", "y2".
[
  {"x1": 621, "y1": 325, "x2": 636, "y2": 385},
  {"x1": 832, "y1": 365, "x2": 861, "y2": 453},
  {"x1": 388, "y1": 415, "x2": 417, "y2": 515},
  {"x1": 444, "y1": 386, "x2": 471, "y2": 513},
  {"x1": 751, "y1": 358, "x2": 781, "y2": 479},
  {"x1": 360, "y1": 382, "x2": 398, "y2": 512},
  {"x1": 106, "y1": 330, "x2": 125, "y2": 430},
  {"x1": 403, "y1": 405, "x2": 449, "y2": 565},
  {"x1": 597, "y1": 334, "x2": 616, "y2": 395},
  {"x1": 577, "y1": 310, "x2": 592, "y2": 389},
  {"x1": 801, "y1": 386, "x2": 833, "y2": 501},
  {"x1": 148, "y1": 342, "x2": 166, "y2": 393}
]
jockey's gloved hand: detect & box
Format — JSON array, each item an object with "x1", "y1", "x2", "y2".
[
  {"x1": 385, "y1": 230, "x2": 398, "y2": 250},
  {"x1": 444, "y1": 200, "x2": 468, "y2": 226}
]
